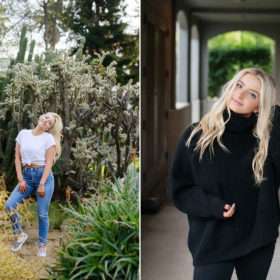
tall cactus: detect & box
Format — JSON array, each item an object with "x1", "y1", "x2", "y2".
[
  {"x1": 0, "y1": 25, "x2": 36, "y2": 190},
  {"x1": 0, "y1": 130, "x2": 4, "y2": 160},
  {"x1": 2, "y1": 122, "x2": 17, "y2": 175},
  {"x1": 28, "y1": 40, "x2": 35, "y2": 62},
  {"x1": 16, "y1": 25, "x2": 27, "y2": 63}
]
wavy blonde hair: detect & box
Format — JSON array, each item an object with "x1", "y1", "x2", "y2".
[
  {"x1": 46, "y1": 112, "x2": 63, "y2": 163},
  {"x1": 186, "y1": 68, "x2": 277, "y2": 186}
]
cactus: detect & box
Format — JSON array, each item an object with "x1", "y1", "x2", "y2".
[
  {"x1": 2, "y1": 123, "x2": 17, "y2": 187},
  {"x1": 0, "y1": 130, "x2": 4, "y2": 160},
  {"x1": 0, "y1": 25, "x2": 36, "y2": 191},
  {"x1": 16, "y1": 25, "x2": 27, "y2": 63},
  {"x1": 0, "y1": 26, "x2": 138, "y2": 196},
  {"x1": 16, "y1": 37, "x2": 27, "y2": 63},
  {"x1": 0, "y1": 49, "x2": 139, "y2": 196},
  {"x1": 28, "y1": 40, "x2": 35, "y2": 62}
]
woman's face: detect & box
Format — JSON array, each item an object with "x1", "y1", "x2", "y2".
[
  {"x1": 38, "y1": 113, "x2": 56, "y2": 132},
  {"x1": 228, "y1": 73, "x2": 261, "y2": 118}
]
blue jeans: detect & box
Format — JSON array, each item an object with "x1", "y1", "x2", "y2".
[{"x1": 4, "y1": 166, "x2": 54, "y2": 245}]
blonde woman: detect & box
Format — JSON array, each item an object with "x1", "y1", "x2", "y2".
[
  {"x1": 5, "y1": 112, "x2": 62, "y2": 257},
  {"x1": 168, "y1": 68, "x2": 280, "y2": 279}
]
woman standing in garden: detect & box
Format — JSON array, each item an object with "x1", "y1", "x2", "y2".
[
  {"x1": 5, "y1": 112, "x2": 62, "y2": 257},
  {"x1": 168, "y1": 68, "x2": 280, "y2": 279}
]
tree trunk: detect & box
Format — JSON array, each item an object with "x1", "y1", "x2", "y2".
[{"x1": 43, "y1": 1, "x2": 49, "y2": 50}]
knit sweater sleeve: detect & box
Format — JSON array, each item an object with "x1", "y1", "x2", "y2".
[
  {"x1": 269, "y1": 105, "x2": 280, "y2": 182},
  {"x1": 167, "y1": 125, "x2": 227, "y2": 219}
]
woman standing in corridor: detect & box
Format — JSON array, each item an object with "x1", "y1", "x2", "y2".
[{"x1": 168, "y1": 68, "x2": 280, "y2": 279}]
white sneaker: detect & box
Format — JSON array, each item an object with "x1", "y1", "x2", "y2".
[
  {"x1": 11, "y1": 232, "x2": 28, "y2": 252},
  {"x1": 37, "y1": 246, "x2": 47, "y2": 257}
]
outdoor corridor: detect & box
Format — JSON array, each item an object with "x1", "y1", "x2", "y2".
[{"x1": 141, "y1": 178, "x2": 280, "y2": 280}]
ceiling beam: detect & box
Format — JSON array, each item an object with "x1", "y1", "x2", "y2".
[{"x1": 191, "y1": 8, "x2": 280, "y2": 15}]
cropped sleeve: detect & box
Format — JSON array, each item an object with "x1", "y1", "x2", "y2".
[
  {"x1": 45, "y1": 133, "x2": 56, "y2": 150},
  {"x1": 15, "y1": 130, "x2": 23, "y2": 145},
  {"x1": 167, "y1": 125, "x2": 227, "y2": 220}
]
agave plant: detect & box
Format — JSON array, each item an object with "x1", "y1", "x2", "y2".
[{"x1": 48, "y1": 168, "x2": 139, "y2": 280}]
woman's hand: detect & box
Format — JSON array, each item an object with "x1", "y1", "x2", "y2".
[
  {"x1": 38, "y1": 183, "x2": 46, "y2": 197},
  {"x1": 223, "y1": 203, "x2": 236, "y2": 218},
  {"x1": 17, "y1": 180, "x2": 28, "y2": 193}
]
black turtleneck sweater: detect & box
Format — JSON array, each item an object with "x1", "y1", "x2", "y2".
[{"x1": 167, "y1": 107, "x2": 280, "y2": 266}]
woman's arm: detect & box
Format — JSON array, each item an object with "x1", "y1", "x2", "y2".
[
  {"x1": 38, "y1": 145, "x2": 56, "y2": 197},
  {"x1": 167, "y1": 126, "x2": 228, "y2": 220},
  {"x1": 15, "y1": 142, "x2": 28, "y2": 193},
  {"x1": 15, "y1": 142, "x2": 23, "y2": 182}
]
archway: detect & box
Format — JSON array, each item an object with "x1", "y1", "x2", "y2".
[{"x1": 207, "y1": 31, "x2": 275, "y2": 98}]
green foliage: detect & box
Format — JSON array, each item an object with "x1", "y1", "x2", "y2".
[
  {"x1": 49, "y1": 201, "x2": 71, "y2": 230},
  {"x1": 18, "y1": 201, "x2": 70, "y2": 230},
  {"x1": 62, "y1": 0, "x2": 139, "y2": 85},
  {"x1": 208, "y1": 30, "x2": 274, "y2": 51},
  {"x1": 0, "y1": 25, "x2": 35, "y2": 190},
  {"x1": 0, "y1": 42, "x2": 139, "y2": 196},
  {"x1": 48, "y1": 170, "x2": 139, "y2": 279},
  {"x1": 116, "y1": 32, "x2": 139, "y2": 84},
  {"x1": 1, "y1": 122, "x2": 17, "y2": 178},
  {"x1": 28, "y1": 40, "x2": 36, "y2": 62},
  {"x1": 208, "y1": 31, "x2": 274, "y2": 97}
]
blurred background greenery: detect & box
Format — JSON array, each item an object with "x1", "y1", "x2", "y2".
[{"x1": 208, "y1": 31, "x2": 274, "y2": 97}]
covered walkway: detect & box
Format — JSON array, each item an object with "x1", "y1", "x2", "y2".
[{"x1": 141, "y1": 1, "x2": 280, "y2": 279}]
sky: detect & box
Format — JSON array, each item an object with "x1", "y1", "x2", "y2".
[
  {"x1": 0, "y1": 0, "x2": 140, "y2": 61},
  {"x1": 123, "y1": 0, "x2": 139, "y2": 34}
]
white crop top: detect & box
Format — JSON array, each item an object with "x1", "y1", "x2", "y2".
[{"x1": 15, "y1": 129, "x2": 56, "y2": 166}]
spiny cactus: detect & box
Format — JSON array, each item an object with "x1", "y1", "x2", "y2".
[
  {"x1": 1, "y1": 47, "x2": 139, "y2": 195},
  {"x1": 0, "y1": 25, "x2": 36, "y2": 190},
  {"x1": 28, "y1": 40, "x2": 36, "y2": 63}
]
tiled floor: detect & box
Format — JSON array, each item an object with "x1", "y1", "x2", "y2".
[{"x1": 141, "y1": 182, "x2": 280, "y2": 280}]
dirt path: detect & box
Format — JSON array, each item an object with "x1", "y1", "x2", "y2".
[{"x1": 13, "y1": 227, "x2": 65, "y2": 279}]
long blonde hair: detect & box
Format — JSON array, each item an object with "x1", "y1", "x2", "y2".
[
  {"x1": 47, "y1": 112, "x2": 63, "y2": 162},
  {"x1": 186, "y1": 68, "x2": 277, "y2": 186}
]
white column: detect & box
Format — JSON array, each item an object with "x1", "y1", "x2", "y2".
[
  {"x1": 274, "y1": 39, "x2": 280, "y2": 104},
  {"x1": 201, "y1": 38, "x2": 209, "y2": 116},
  {"x1": 191, "y1": 25, "x2": 200, "y2": 122}
]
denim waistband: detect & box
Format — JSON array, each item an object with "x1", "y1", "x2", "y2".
[{"x1": 22, "y1": 166, "x2": 45, "y2": 173}]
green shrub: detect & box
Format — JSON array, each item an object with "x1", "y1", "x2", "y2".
[
  {"x1": 48, "y1": 169, "x2": 139, "y2": 280},
  {"x1": 18, "y1": 201, "x2": 70, "y2": 230},
  {"x1": 208, "y1": 47, "x2": 272, "y2": 97}
]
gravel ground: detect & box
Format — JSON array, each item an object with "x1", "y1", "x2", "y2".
[{"x1": 9, "y1": 227, "x2": 65, "y2": 279}]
